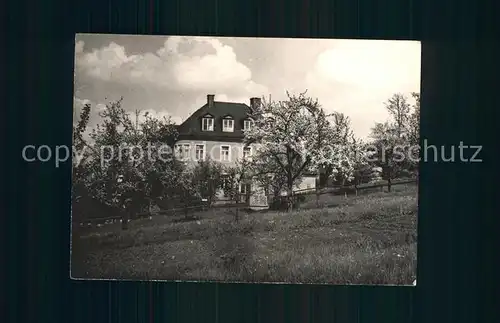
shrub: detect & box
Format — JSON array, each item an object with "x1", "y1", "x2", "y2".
[{"x1": 269, "y1": 194, "x2": 306, "y2": 210}]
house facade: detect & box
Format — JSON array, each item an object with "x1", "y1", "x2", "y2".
[
  {"x1": 174, "y1": 94, "x2": 317, "y2": 206},
  {"x1": 174, "y1": 94, "x2": 258, "y2": 203}
]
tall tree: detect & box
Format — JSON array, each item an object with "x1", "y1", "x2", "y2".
[
  {"x1": 407, "y1": 92, "x2": 420, "y2": 178},
  {"x1": 385, "y1": 93, "x2": 411, "y2": 140},
  {"x1": 408, "y1": 92, "x2": 420, "y2": 146},
  {"x1": 191, "y1": 158, "x2": 224, "y2": 207},
  {"x1": 244, "y1": 91, "x2": 336, "y2": 211},
  {"x1": 222, "y1": 157, "x2": 253, "y2": 222},
  {"x1": 369, "y1": 93, "x2": 415, "y2": 191},
  {"x1": 319, "y1": 112, "x2": 357, "y2": 187},
  {"x1": 350, "y1": 137, "x2": 371, "y2": 189},
  {"x1": 72, "y1": 98, "x2": 181, "y2": 229}
]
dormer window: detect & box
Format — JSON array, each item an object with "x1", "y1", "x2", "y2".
[
  {"x1": 201, "y1": 114, "x2": 214, "y2": 131},
  {"x1": 222, "y1": 116, "x2": 234, "y2": 132},
  {"x1": 243, "y1": 119, "x2": 253, "y2": 131}
]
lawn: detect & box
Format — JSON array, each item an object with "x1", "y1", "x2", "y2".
[{"x1": 71, "y1": 183, "x2": 418, "y2": 285}]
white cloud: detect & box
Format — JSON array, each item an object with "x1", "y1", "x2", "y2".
[
  {"x1": 75, "y1": 36, "x2": 268, "y2": 97},
  {"x1": 74, "y1": 97, "x2": 90, "y2": 106},
  {"x1": 73, "y1": 97, "x2": 106, "y2": 114},
  {"x1": 303, "y1": 39, "x2": 421, "y2": 139},
  {"x1": 308, "y1": 39, "x2": 421, "y2": 90},
  {"x1": 74, "y1": 36, "x2": 421, "y2": 140},
  {"x1": 130, "y1": 109, "x2": 183, "y2": 125}
]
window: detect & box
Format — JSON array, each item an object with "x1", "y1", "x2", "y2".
[
  {"x1": 243, "y1": 119, "x2": 253, "y2": 131},
  {"x1": 195, "y1": 144, "x2": 205, "y2": 161},
  {"x1": 243, "y1": 146, "x2": 252, "y2": 159},
  {"x1": 174, "y1": 144, "x2": 191, "y2": 160},
  {"x1": 202, "y1": 117, "x2": 214, "y2": 131},
  {"x1": 220, "y1": 145, "x2": 231, "y2": 162},
  {"x1": 239, "y1": 182, "x2": 249, "y2": 194},
  {"x1": 222, "y1": 118, "x2": 234, "y2": 132}
]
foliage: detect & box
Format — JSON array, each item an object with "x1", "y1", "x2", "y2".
[
  {"x1": 408, "y1": 92, "x2": 420, "y2": 147},
  {"x1": 321, "y1": 114, "x2": 371, "y2": 187},
  {"x1": 72, "y1": 98, "x2": 181, "y2": 228},
  {"x1": 350, "y1": 137, "x2": 372, "y2": 186},
  {"x1": 244, "y1": 91, "x2": 349, "y2": 210},
  {"x1": 407, "y1": 92, "x2": 420, "y2": 176},
  {"x1": 269, "y1": 194, "x2": 306, "y2": 211},
  {"x1": 190, "y1": 158, "x2": 225, "y2": 206},
  {"x1": 368, "y1": 93, "x2": 420, "y2": 190},
  {"x1": 72, "y1": 90, "x2": 420, "y2": 222},
  {"x1": 220, "y1": 158, "x2": 255, "y2": 221}
]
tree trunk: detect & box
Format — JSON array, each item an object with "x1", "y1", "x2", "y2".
[
  {"x1": 121, "y1": 210, "x2": 129, "y2": 230},
  {"x1": 287, "y1": 186, "x2": 293, "y2": 212},
  {"x1": 319, "y1": 173, "x2": 327, "y2": 188}
]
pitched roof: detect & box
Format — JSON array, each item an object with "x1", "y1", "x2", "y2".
[
  {"x1": 177, "y1": 100, "x2": 254, "y2": 142},
  {"x1": 209, "y1": 101, "x2": 251, "y2": 118}
]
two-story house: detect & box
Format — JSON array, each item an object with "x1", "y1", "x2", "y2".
[
  {"x1": 174, "y1": 94, "x2": 258, "y2": 203},
  {"x1": 174, "y1": 94, "x2": 318, "y2": 206}
]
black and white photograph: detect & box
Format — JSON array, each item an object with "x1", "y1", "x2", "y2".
[{"x1": 71, "y1": 34, "x2": 421, "y2": 285}]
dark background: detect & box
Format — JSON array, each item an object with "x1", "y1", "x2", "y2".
[{"x1": 4, "y1": 0, "x2": 498, "y2": 322}]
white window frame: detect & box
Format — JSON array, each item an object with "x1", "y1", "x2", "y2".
[
  {"x1": 202, "y1": 117, "x2": 214, "y2": 131},
  {"x1": 220, "y1": 145, "x2": 231, "y2": 162},
  {"x1": 243, "y1": 119, "x2": 253, "y2": 131},
  {"x1": 242, "y1": 146, "x2": 252, "y2": 159},
  {"x1": 222, "y1": 118, "x2": 234, "y2": 132},
  {"x1": 195, "y1": 144, "x2": 206, "y2": 161},
  {"x1": 175, "y1": 144, "x2": 191, "y2": 160}
]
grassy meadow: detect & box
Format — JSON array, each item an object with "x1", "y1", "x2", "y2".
[{"x1": 71, "y1": 183, "x2": 418, "y2": 285}]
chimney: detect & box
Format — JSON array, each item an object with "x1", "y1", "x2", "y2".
[
  {"x1": 207, "y1": 94, "x2": 215, "y2": 108},
  {"x1": 249, "y1": 97, "x2": 261, "y2": 110}
]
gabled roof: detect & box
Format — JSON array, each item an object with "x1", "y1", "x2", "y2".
[{"x1": 177, "y1": 100, "x2": 253, "y2": 142}]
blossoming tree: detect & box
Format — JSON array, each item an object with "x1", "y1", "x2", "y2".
[
  {"x1": 244, "y1": 91, "x2": 358, "y2": 211},
  {"x1": 368, "y1": 93, "x2": 419, "y2": 191},
  {"x1": 72, "y1": 98, "x2": 187, "y2": 229}
]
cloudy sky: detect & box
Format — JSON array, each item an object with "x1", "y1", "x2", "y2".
[{"x1": 74, "y1": 34, "x2": 421, "y2": 139}]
